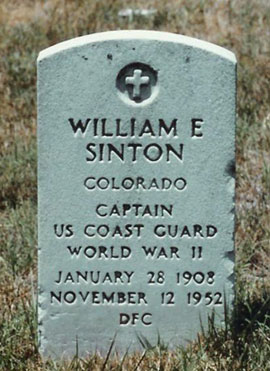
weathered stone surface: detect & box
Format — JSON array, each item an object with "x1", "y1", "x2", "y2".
[{"x1": 37, "y1": 30, "x2": 236, "y2": 359}]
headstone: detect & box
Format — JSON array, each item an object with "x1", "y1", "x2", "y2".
[
  {"x1": 37, "y1": 30, "x2": 236, "y2": 359},
  {"x1": 118, "y1": 8, "x2": 157, "y2": 21}
]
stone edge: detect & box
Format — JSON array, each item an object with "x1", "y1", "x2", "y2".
[{"x1": 37, "y1": 30, "x2": 237, "y2": 64}]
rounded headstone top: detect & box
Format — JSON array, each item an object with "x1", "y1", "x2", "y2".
[{"x1": 37, "y1": 30, "x2": 236, "y2": 64}]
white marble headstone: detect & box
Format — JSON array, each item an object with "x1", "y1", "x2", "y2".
[{"x1": 37, "y1": 30, "x2": 236, "y2": 359}]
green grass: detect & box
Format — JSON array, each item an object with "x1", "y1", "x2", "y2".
[{"x1": 0, "y1": 0, "x2": 270, "y2": 369}]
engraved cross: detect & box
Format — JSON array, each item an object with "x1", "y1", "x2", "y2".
[{"x1": 125, "y1": 69, "x2": 150, "y2": 99}]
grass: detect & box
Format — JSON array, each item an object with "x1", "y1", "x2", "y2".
[{"x1": 0, "y1": 0, "x2": 270, "y2": 369}]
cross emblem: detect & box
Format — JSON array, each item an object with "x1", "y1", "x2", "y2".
[{"x1": 125, "y1": 69, "x2": 150, "y2": 99}]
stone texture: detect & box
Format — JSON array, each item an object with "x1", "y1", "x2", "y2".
[{"x1": 37, "y1": 30, "x2": 236, "y2": 359}]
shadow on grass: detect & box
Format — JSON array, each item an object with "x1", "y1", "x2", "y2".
[
  {"x1": 233, "y1": 290, "x2": 270, "y2": 334},
  {"x1": 201, "y1": 288, "x2": 270, "y2": 369}
]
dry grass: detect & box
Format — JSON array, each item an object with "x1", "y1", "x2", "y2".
[{"x1": 0, "y1": 0, "x2": 270, "y2": 369}]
